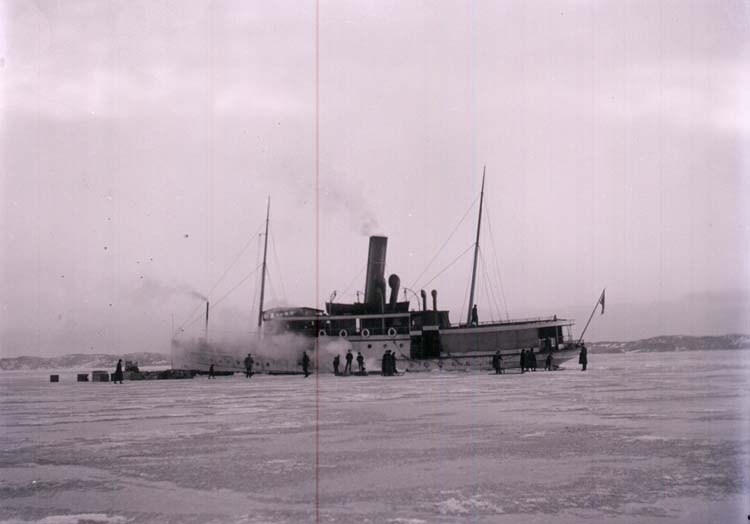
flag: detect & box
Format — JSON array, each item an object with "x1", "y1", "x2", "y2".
[{"x1": 599, "y1": 289, "x2": 606, "y2": 315}]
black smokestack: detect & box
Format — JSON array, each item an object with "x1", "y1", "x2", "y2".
[
  {"x1": 420, "y1": 289, "x2": 427, "y2": 312},
  {"x1": 431, "y1": 289, "x2": 437, "y2": 312},
  {"x1": 364, "y1": 236, "x2": 387, "y2": 306},
  {"x1": 388, "y1": 274, "x2": 400, "y2": 310}
]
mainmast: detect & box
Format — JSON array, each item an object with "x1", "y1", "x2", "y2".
[
  {"x1": 466, "y1": 166, "x2": 486, "y2": 325},
  {"x1": 257, "y1": 197, "x2": 270, "y2": 330}
]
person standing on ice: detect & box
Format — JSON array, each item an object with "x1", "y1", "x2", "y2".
[
  {"x1": 302, "y1": 351, "x2": 310, "y2": 377},
  {"x1": 113, "y1": 359, "x2": 123, "y2": 384},
  {"x1": 345, "y1": 350, "x2": 353, "y2": 375},
  {"x1": 545, "y1": 353, "x2": 553, "y2": 371},
  {"x1": 333, "y1": 355, "x2": 340, "y2": 375},
  {"x1": 579, "y1": 344, "x2": 588, "y2": 371},
  {"x1": 519, "y1": 349, "x2": 526, "y2": 373},
  {"x1": 390, "y1": 351, "x2": 398, "y2": 375},
  {"x1": 244, "y1": 353, "x2": 254, "y2": 379},
  {"x1": 356, "y1": 352, "x2": 364, "y2": 373},
  {"x1": 381, "y1": 351, "x2": 389, "y2": 376},
  {"x1": 208, "y1": 364, "x2": 215, "y2": 379},
  {"x1": 492, "y1": 351, "x2": 502, "y2": 374}
]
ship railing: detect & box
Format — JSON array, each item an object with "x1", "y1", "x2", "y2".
[
  {"x1": 451, "y1": 315, "x2": 569, "y2": 328},
  {"x1": 319, "y1": 325, "x2": 410, "y2": 338}
]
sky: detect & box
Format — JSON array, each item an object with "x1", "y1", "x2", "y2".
[{"x1": 1, "y1": 0, "x2": 749, "y2": 357}]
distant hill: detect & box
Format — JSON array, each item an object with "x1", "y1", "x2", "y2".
[
  {"x1": 0, "y1": 352, "x2": 170, "y2": 371},
  {"x1": 589, "y1": 334, "x2": 750, "y2": 353}
]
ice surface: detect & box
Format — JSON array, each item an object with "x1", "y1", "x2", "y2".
[{"x1": 1, "y1": 350, "x2": 748, "y2": 523}]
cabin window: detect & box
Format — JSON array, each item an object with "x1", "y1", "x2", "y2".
[{"x1": 367, "y1": 344, "x2": 372, "y2": 349}]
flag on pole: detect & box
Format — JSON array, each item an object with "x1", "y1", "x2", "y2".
[{"x1": 599, "y1": 289, "x2": 606, "y2": 315}]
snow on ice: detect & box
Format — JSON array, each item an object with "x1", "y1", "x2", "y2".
[{"x1": 1, "y1": 350, "x2": 748, "y2": 523}]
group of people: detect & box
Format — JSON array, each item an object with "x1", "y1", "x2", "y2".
[
  {"x1": 516, "y1": 348, "x2": 555, "y2": 373},
  {"x1": 520, "y1": 348, "x2": 537, "y2": 372},
  {"x1": 333, "y1": 349, "x2": 366, "y2": 375},
  {"x1": 203, "y1": 343, "x2": 587, "y2": 379},
  {"x1": 381, "y1": 350, "x2": 398, "y2": 376}
]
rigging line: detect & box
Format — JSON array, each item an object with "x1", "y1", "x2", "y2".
[
  {"x1": 410, "y1": 195, "x2": 479, "y2": 290},
  {"x1": 480, "y1": 261, "x2": 495, "y2": 322},
  {"x1": 250, "y1": 233, "x2": 263, "y2": 325},
  {"x1": 420, "y1": 244, "x2": 475, "y2": 289},
  {"x1": 479, "y1": 247, "x2": 502, "y2": 320},
  {"x1": 460, "y1": 268, "x2": 472, "y2": 326},
  {"x1": 173, "y1": 301, "x2": 207, "y2": 338},
  {"x1": 479, "y1": 247, "x2": 502, "y2": 322},
  {"x1": 179, "y1": 263, "x2": 264, "y2": 332},
  {"x1": 340, "y1": 262, "x2": 367, "y2": 297},
  {"x1": 265, "y1": 269, "x2": 278, "y2": 306},
  {"x1": 174, "y1": 222, "x2": 264, "y2": 335},
  {"x1": 269, "y1": 227, "x2": 287, "y2": 301},
  {"x1": 206, "y1": 222, "x2": 264, "y2": 300},
  {"x1": 484, "y1": 202, "x2": 511, "y2": 320}
]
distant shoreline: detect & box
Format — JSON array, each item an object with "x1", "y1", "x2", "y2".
[{"x1": 0, "y1": 352, "x2": 170, "y2": 371}]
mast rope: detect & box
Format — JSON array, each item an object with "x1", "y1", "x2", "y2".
[
  {"x1": 479, "y1": 247, "x2": 503, "y2": 322},
  {"x1": 265, "y1": 269, "x2": 278, "y2": 306},
  {"x1": 420, "y1": 244, "x2": 475, "y2": 289},
  {"x1": 173, "y1": 221, "x2": 264, "y2": 337},
  {"x1": 340, "y1": 262, "x2": 367, "y2": 299},
  {"x1": 249, "y1": 233, "x2": 263, "y2": 324},
  {"x1": 269, "y1": 227, "x2": 287, "y2": 301},
  {"x1": 178, "y1": 263, "x2": 264, "y2": 333},
  {"x1": 459, "y1": 268, "x2": 472, "y2": 326},
  {"x1": 410, "y1": 195, "x2": 479, "y2": 290},
  {"x1": 484, "y1": 202, "x2": 511, "y2": 320}
]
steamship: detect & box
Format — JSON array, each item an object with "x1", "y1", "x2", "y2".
[
  {"x1": 260, "y1": 172, "x2": 580, "y2": 374},
  {"x1": 261, "y1": 235, "x2": 578, "y2": 374},
  {"x1": 173, "y1": 173, "x2": 582, "y2": 374}
]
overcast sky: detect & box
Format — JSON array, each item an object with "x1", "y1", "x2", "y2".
[{"x1": 2, "y1": 0, "x2": 749, "y2": 357}]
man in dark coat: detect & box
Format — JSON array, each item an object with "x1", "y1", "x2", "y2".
[
  {"x1": 529, "y1": 348, "x2": 537, "y2": 371},
  {"x1": 390, "y1": 351, "x2": 397, "y2": 375},
  {"x1": 345, "y1": 350, "x2": 353, "y2": 375},
  {"x1": 333, "y1": 355, "x2": 340, "y2": 375},
  {"x1": 492, "y1": 351, "x2": 502, "y2": 374},
  {"x1": 208, "y1": 364, "x2": 215, "y2": 379},
  {"x1": 244, "y1": 353, "x2": 254, "y2": 378},
  {"x1": 520, "y1": 349, "x2": 526, "y2": 373},
  {"x1": 545, "y1": 353, "x2": 553, "y2": 371},
  {"x1": 381, "y1": 351, "x2": 389, "y2": 376},
  {"x1": 579, "y1": 344, "x2": 588, "y2": 371},
  {"x1": 302, "y1": 351, "x2": 310, "y2": 377},
  {"x1": 113, "y1": 359, "x2": 124, "y2": 384},
  {"x1": 356, "y1": 352, "x2": 365, "y2": 373}
]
